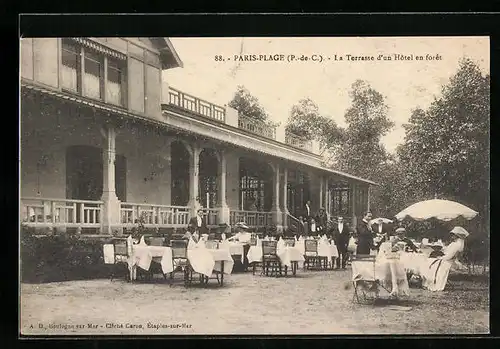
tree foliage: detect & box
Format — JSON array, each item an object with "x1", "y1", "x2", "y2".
[
  {"x1": 228, "y1": 85, "x2": 269, "y2": 122},
  {"x1": 397, "y1": 58, "x2": 490, "y2": 235},
  {"x1": 285, "y1": 98, "x2": 345, "y2": 156},
  {"x1": 335, "y1": 80, "x2": 395, "y2": 181}
]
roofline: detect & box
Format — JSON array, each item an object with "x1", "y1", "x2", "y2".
[
  {"x1": 314, "y1": 165, "x2": 378, "y2": 186},
  {"x1": 157, "y1": 37, "x2": 183, "y2": 69},
  {"x1": 21, "y1": 81, "x2": 375, "y2": 187}
]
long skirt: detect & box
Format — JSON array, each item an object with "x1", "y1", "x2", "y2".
[{"x1": 421, "y1": 258, "x2": 453, "y2": 292}]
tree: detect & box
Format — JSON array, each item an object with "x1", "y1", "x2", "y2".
[
  {"x1": 335, "y1": 80, "x2": 394, "y2": 180},
  {"x1": 285, "y1": 98, "x2": 345, "y2": 157},
  {"x1": 398, "y1": 58, "x2": 490, "y2": 224},
  {"x1": 228, "y1": 85, "x2": 269, "y2": 122}
]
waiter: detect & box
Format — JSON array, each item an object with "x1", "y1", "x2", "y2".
[
  {"x1": 333, "y1": 216, "x2": 350, "y2": 269},
  {"x1": 356, "y1": 211, "x2": 374, "y2": 255},
  {"x1": 185, "y1": 209, "x2": 208, "y2": 241}
]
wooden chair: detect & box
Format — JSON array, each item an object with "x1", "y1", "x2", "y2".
[
  {"x1": 351, "y1": 255, "x2": 381, "y2": 304},
  {"x1": 110, "y1": 238, "x2": 131, "y2": 282},
  {"x1": 149, "y1": 237, "x2": 165, "y2": 246},
  {"x1": 262, "y1": 240, "x2": 282, "y2": 277},
  {"x1": 304, "y1": 239, "x2": 327, "y2": 270},
  {"x1": 146, "y1": 237, "x2": 168, "y2": 281},
  {"x1": 169, "y1": 239, "x2": 191, "y2": 286}
]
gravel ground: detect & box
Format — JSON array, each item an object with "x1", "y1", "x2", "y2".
[{"x1": 20, "y1": 268, "x2": 489, "y2": 335}]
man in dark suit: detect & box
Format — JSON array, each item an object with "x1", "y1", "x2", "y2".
[
  {"x1": 185, "y1": 209, "x2": 208, "y2": 241},
  {"x1": 332, "y1": 216, "x2": 350, "y2": 269},
  {"x1": 356, "y1": 211, "x2": 374, "y2": 255}
]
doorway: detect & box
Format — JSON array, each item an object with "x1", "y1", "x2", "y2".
[{"x1": 66, "y1": 145, "x2": 126, "y2": 201}]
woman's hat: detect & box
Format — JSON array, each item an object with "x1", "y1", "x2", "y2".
[
  {"x1": 235, "y1": 222, "x2": 250, "y2": 230},
  {"x1": 395, "y1": 227, "x2": 406, "y2": 234},
  {"x1": 450, "y1": 226, "x2": 470, "y2": 239}
]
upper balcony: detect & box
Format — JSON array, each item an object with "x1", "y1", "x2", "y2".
[{"x1": 164, "y1": 86, "x2": 318, "y2": 154}]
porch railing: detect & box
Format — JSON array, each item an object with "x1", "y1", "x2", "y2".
[
  {"x1": 230, "y1": 210, "x2": 273, "y2": 228},
  {"x1": 168, "y1": 87, "x2": 226, "y2": 123},
  {"x1": 285, "y1": 132, "x2": 313, "y2": 152},
  {"x1": 20, "y1": 197, "x2": 103, "y2": 228},
  {"x1": 238, "y1": 114, "x2": 276, "y2": 140},
  {"x1": 120, "y1": 202, "x2": 190, "y2": 228},
  {"x1": 200, "y1": 208, "x2": 219, "y2": 227},
  {"x1": 285, "y1": 212, "x2": 303, "y2": 235}
]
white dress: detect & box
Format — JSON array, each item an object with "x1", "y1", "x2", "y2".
[
  {"x1": 375, "y1": 242, "x2": 410, "y2": 297},
  {"x1": 421, "y1": 239, "x2": 464, "y2": 292}
]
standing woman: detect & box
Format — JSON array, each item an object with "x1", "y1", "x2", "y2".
[{"x1": 356, "y1": 211, "x2": 374, "y2": 255}]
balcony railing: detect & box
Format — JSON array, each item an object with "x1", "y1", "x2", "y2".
[
  {"x1": 168, "y1": 87, "x2": 226, "y2": 123},
  {"x1": 21, "y1": 197, "x2": 103, "y2": 228},
  {"x1": 230, "y1": 210, "x2": 273, "y2": 228},
  {"x1": 200, "y1": 208, "x2": 219, "y2": 227},
  {"x1": 285, "y1": 132, "x2": 313, "y2": 152},
  {"x1": 120, "y1": 202, "x2": 190, "y2": 228},
  {"x1": 238, "y1": 114, "x2": 276, "y2": 140}
]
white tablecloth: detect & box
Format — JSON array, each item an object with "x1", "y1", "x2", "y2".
[
  {"x1": 277, "y1": 246, "x2": 305, "y2": 268},
  {"x1": 188, "y1": 247, "x2": 234, "y2": 277},
  {"x1": 246, "y1": 245, "x2": 304, "y2": 268},
  {"x1": 352, "y1": 257, "x2": 410, "y2": 297},
  {"x1": 208, "y1": 248, "x2": 234, "y2": 275},
  {"x1": 227, "y1": 242, "x2": 247, "y2": 263},
  {"x1": 103, "y1": 244, "x2": 174, "y2": 281},
  {"x1": 317, "y1": 242, "x2": 339, "y2": 264},
  {"x1": 247, "y1": 245, "x2": 262, "y2": 264},
  {"x1": 399, "y1": 252, "x2": 428, "y2": 275}
]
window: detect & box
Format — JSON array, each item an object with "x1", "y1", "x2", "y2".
[
  {"x1": 60, "y1": 39, "x2": 126, "y2": 106},
  {"x1": 331, "y1": 187, "x2": 351, "y2": 216},
  {"x1": 61, "y1": 39, "x2": 81, "y2": 92},
  {"x1": 106, "y1": 58, "x2": 124, "y2": 106},
  {"x1": 83, "y1": 51, "x2": 103, "y2": 99},
  {"x1": 240, "y1": 175, "x2": 265, "y2": 211}
]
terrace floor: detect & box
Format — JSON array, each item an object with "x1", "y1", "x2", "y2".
[{"x1": 20, "y1": 268, "x2": 489, "y2": 335}]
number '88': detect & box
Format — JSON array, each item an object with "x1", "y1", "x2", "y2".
[{"x1": 214, "y1": 55, "x2": 224, "y2": 61}]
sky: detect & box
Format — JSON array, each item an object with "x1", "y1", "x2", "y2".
[{"x1": 163, "y1": 37, "x2": 489, "y2": 153}]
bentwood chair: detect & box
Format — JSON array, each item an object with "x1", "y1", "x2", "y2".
[
  {"x1": 351, "y1": 254, "x2": 382, "y2": 304},
  {"x1": 262, "y1": 240, "x2": 282, "y2": 277},
  {"x1": 304, "y1": 239, "x2": 320, "y2": 270},
  {"x1": 110, "y1": 238, "x2": 131, "y2": 282},
  {"x1": 169, "y1": 239, "x2": 192, "y2": 286}
]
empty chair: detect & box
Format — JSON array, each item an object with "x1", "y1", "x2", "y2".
[
  {"x1": 170, "y1": 239, "x2": 191, "y2": 285},
  {"x1": 350, "y1": 255, "x2": 384, "y2": 304},
  {"x1": 110, "y1": 238, "x2": 131, "y2": 281},
  {"x1": 262, "y1": 240, "x2": 281, "y2": 277},
  {"x1": 149, "y1": 237, "x2": 165, "y2": 246},
  {"x1": 304, "y1": 239, "x2": 326, "y2": 270}
]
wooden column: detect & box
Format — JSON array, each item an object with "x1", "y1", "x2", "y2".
[
  {"x1": 217, "y1": 149, "x2": 230, "y2": 225},
  {"x1": 101, "y1": 124, "x2": 121, "y2": 235}
]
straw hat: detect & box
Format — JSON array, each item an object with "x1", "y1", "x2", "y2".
[
  {"x1": 450, "y1": 226, "x2": 470, "y2": 239},
  {"x1": 395, "y1": 227, "x2": 406, "y2": 234}
]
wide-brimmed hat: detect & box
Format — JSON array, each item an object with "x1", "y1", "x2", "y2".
[
  {"x1": 235, "y1": 222, "x2": 250, "y2": 230},
  {"x1": 450, "y1": 226, "x2": 470, "y2": 239},
  {"x1": 395, "y1": 227, "x2": 406, "y2": 234}
]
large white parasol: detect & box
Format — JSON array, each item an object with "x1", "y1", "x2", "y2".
[{"x1": 395, "y1": 199, "x2": 478, "y2": 222}]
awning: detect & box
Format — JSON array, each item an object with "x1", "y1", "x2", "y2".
[{"x1": 71, "y1": 38, "x2": 127, "y2": 61}]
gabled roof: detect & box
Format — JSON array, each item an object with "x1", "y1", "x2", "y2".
[{"x1": 149, "y1": 38, "x2": 183, "y2": 69}]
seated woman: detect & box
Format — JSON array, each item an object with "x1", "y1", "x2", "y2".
[{"x1": 421, "y1": 226, "x2": 469, "y2": 292}]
